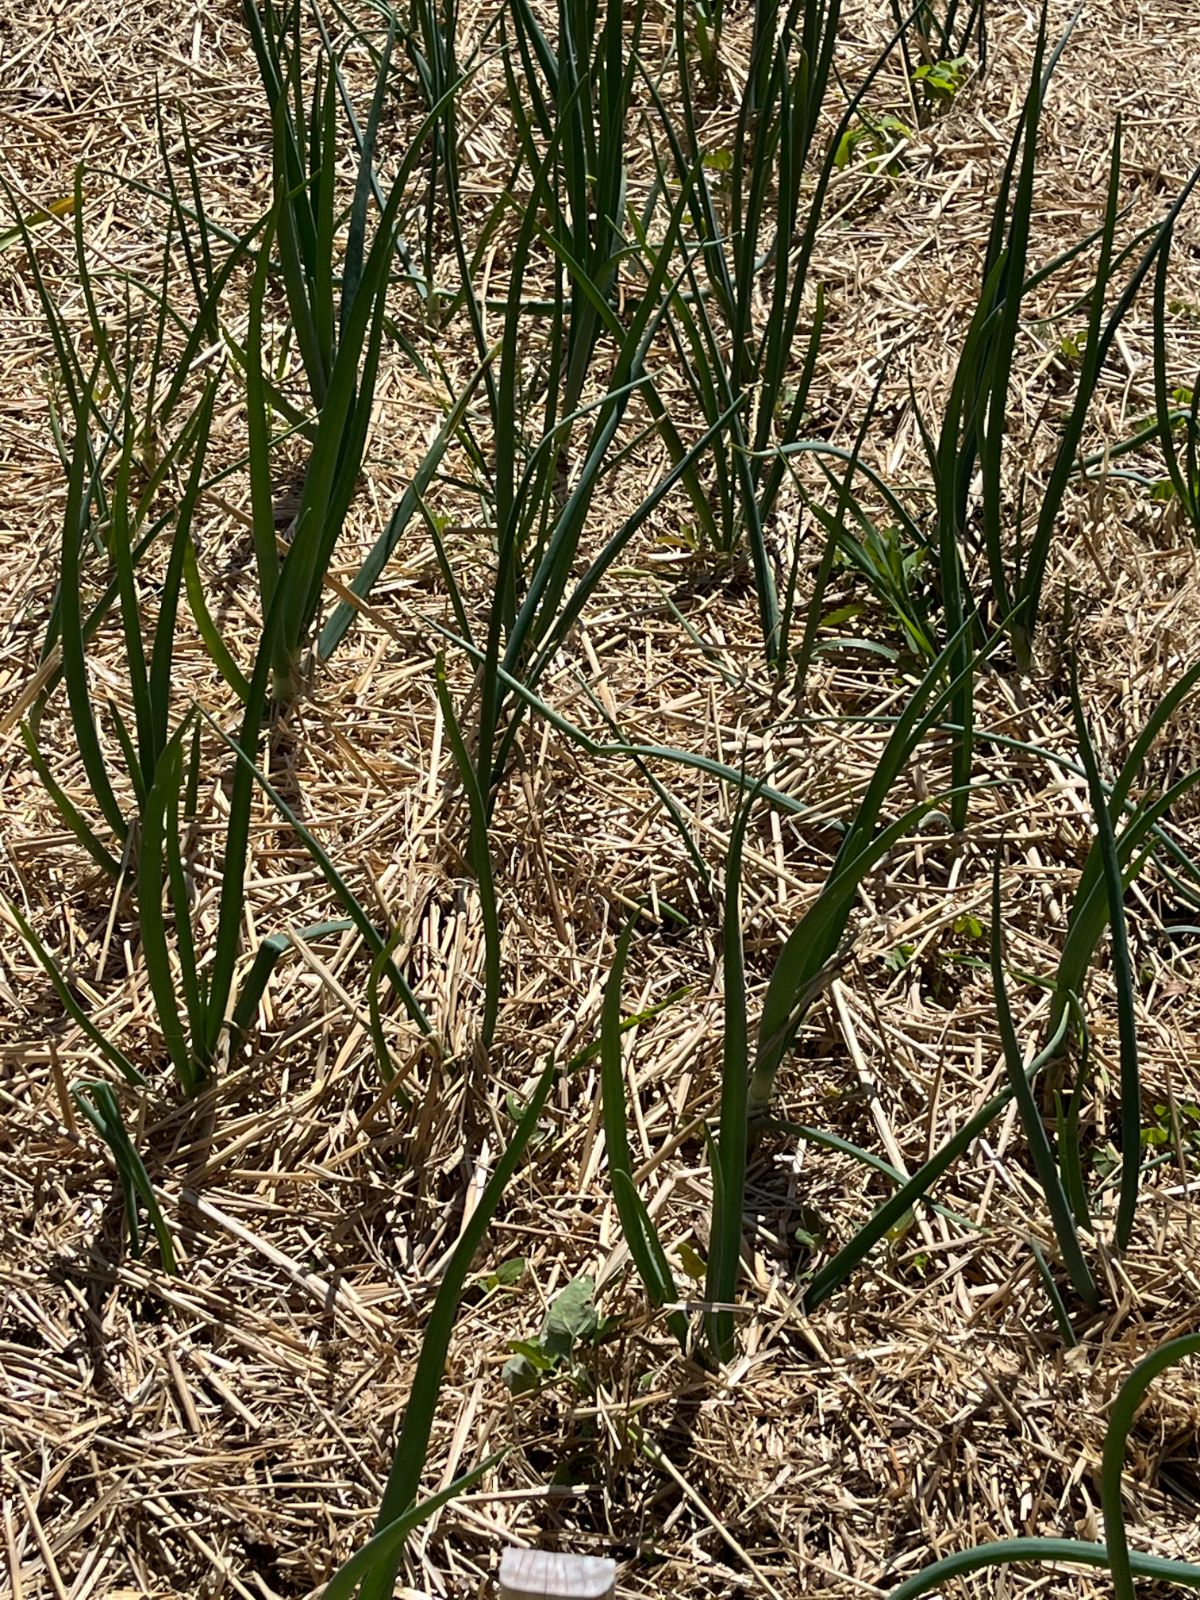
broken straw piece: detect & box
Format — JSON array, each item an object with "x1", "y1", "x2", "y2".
[{"x1": 498, "y1": 1547, "x2": 616, "y2": 1600}]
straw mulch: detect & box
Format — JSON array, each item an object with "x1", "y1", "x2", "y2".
[{"x1": 4, "y1": 1, "x2": 1200, "y2": 1596}]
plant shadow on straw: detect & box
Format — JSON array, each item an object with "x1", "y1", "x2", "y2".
[{"x1": 881, "y1": 1333, "x2": 1200, "y2": 1600}]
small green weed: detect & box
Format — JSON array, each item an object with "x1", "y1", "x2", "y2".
[
  {"x1": 1141, "y1": 1101, "x2": 1200, "y2": 1153},
  {"x1": 502, "y1": 1273, "x2": 604, "y2": 1395},
  {"x1": 834, "y1": 113, "x2": 913, "y2": 176},
  {"x1": 913, "y1": 53, "x2": 971, "y2": 107}
]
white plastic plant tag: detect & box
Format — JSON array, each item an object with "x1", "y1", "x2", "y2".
[{"x1": 498, "y1": 1547, "x2": 616, "y2": 1600}]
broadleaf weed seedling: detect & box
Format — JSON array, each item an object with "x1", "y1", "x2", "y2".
[{"x1": 891, "y1": 0, "x2": 986, "y2": 128}]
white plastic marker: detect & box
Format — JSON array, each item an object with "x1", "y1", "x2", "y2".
[{"x1": 498, "y1": 1548, "x2": 616, "y2": 1600}]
